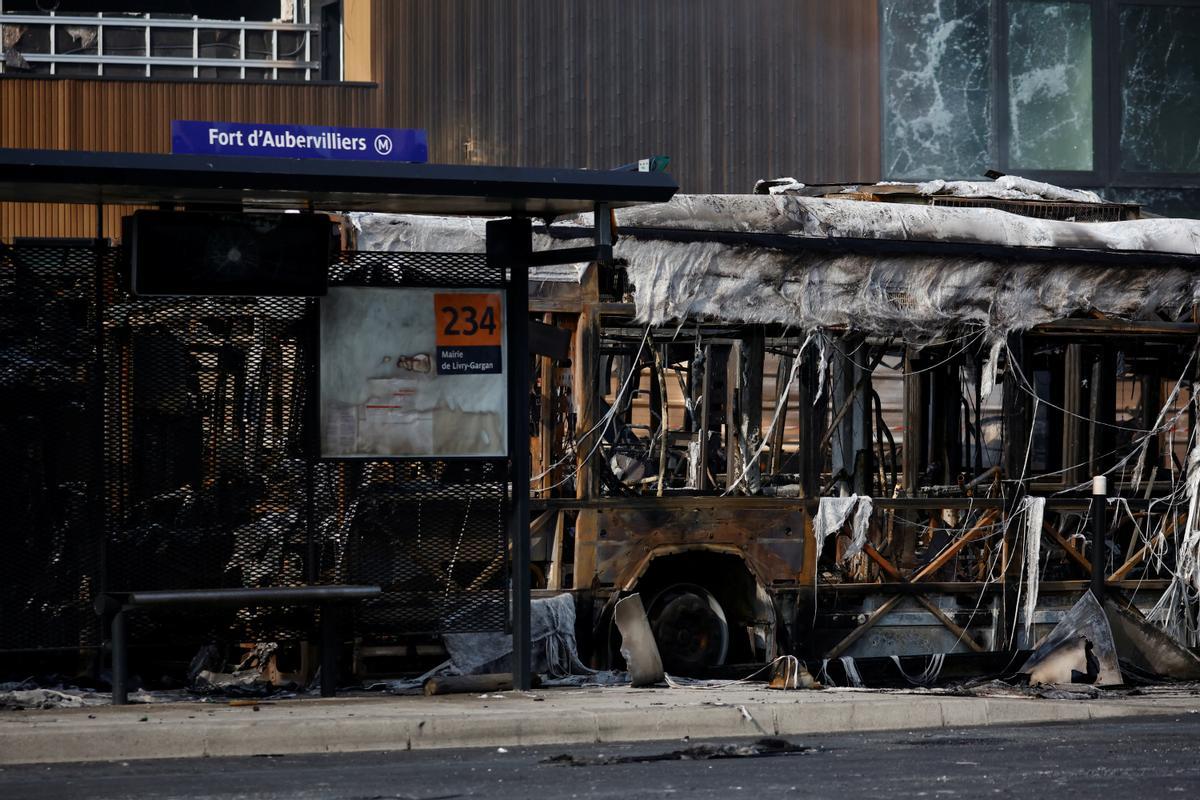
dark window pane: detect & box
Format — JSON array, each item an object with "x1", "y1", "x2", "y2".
[
  {"x1": 1101, "y1": 186, "x2": 1200, "y2": 220},
  {"x1": 1007, "y1": 1, "x2": 1093, "y2": 171},
  {"x1": 882, "y1": 0, "x2": 993, "y2": 179},
  {"x1": 1120, "y1": 5, "x2": 1200, "y2": 173}
]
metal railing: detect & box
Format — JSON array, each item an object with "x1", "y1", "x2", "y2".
[{"x1": 0, "y1": 2, "x2": 320, "y2": 80}]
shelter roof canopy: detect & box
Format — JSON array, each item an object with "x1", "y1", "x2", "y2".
[{"x1": 0, "y1": 148, "x2": 677, "y2": 217}]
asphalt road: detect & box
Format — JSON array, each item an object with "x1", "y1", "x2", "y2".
[{"x1": 2, "y1": 714, "x2": 1199, "y2": 799}]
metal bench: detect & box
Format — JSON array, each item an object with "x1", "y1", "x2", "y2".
[{"x1": 94, "y1": 585, "x2": 382, "y2": 705}]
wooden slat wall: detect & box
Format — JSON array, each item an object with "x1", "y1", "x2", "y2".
[
  {"x1": 2, "y1": 0, "x2": 881, "y2": 239},
  {"x1": 0, "y1": 53, "x2": 384, "y2": 239}
]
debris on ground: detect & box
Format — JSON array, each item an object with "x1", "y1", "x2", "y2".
[
  {"x1": 613, "y1": 593, "x2": 665, "y2": 688},
  {"x1": 190, "y1": 642, "x2": 299, "y2": 698},
  {"x1": 1020, "y1": 591, "x2": 1118, "y2": 685},
  {"x1": 768, "y1": 656, "x2": 817, "y2": 690},
  {"x1": 364, "y1": 668, "x2": 628, "y2": 696},
  {"x1": 363, "y1": 594, "x2": 613, "y2": 695},
  {"x1": 1104, "y1": 597, "x2": 1200, "y2": 681},
  {"x1": 942, "y1": 678, "x2": 1101, "y2": 701},
  {"x1": 191, "y1": 669, "x2": 281, "y2": 696},
  {"x1": 0, "y1": 689, "x2": 103, "y2": 711},
  {"x1": 542, "y1": 737, "x2": 816, "y2": 766},
  {"x1": 423, "y1": 673, "x2": 542, "y2": 696},
  {"x1": 187, "y1": 644, "x2": 224, "y2": 683},
  {"x1": 0, "y1": 640, "x2": 304, "y2": 709},
  {"x1": 539, "y1": 670, "x2": 629, "y2": 688},
  {"x1": 0, "y1": 679, "x2": 179, "y2": 709},
  {"x1": 441, "y1": 593, "x2": 594, "y2": 677},
  {"x1": 1034, "y1": 683, "x2": 1103, "y2": 701},
  {"x1": 0, "y1": 681, "x2": 295, "y2": 709},
  {"x1": 1025, "y1": 636, "x2": 1100, "y2": 687}
]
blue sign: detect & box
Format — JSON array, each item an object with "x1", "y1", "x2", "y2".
[{"x1": 171, "y1": 120, "x2": 428, "y2": 163}]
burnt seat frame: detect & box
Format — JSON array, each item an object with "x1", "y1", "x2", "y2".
[{"x1": 94, "y1": 585, "x2": 382, "y2": 705}]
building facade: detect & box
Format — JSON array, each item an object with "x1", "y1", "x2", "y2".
[
  {"x1": 6, "y1": 0, "x2": 1196, "y2": 238},
  {"x1": 1, "y1": 0, "x2": 883, "y2": 239}
]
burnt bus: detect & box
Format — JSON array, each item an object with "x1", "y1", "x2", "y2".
[{"x1": 356, "y1": 181, "x2": 1200, "y2": 678}]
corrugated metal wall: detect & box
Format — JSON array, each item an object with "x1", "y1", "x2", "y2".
[
  {"x1": 1, "y1": 0, "x2": 880, "y2": 238},
  {"x1": 378, "y1": 0, "x2": 881, "y2": 192}
]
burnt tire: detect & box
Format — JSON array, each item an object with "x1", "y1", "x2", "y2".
[{"x1": 645, "y1": 583, "x2": 729, "y2": 675}]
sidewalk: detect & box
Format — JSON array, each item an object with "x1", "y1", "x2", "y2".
[{"x1": 2, "y1": 683, "x2": 1198, "y2": 765}]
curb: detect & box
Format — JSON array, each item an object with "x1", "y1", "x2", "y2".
[{"x1": 0, "y1": 694, "x2": 1186, "y2": 765}]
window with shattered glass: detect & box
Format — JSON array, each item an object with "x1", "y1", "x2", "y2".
[
  {"x1": 1119, "y1": 4, "x2": 1200, "y2": 174},
  {"x1": 1006, "y1": 1, "x2": 1094, "y2": 172},
  {"x1": 882, "y1": 0, "x2": 1200, "y2": 216},
  {"x1": 882, "y1": 0, "x2": 994, "y2": 180},
  {"x1": 883, "y1": 0, "x2": 1098, "y2": 179}
]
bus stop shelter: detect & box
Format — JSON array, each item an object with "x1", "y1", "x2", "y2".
[{"x1": 0, "y1": 147, "x2": 677, "y2": 692}]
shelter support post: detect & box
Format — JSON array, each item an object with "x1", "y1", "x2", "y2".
[
  {"x1": 320, "y1": 603, "x2": 338, "y2": 697},
  {"x1": 490, "y1": 218, "x2": 533, "y2": 692},
  {"x1": 111, "y1": 609, "x2": 128, "y2": 706},
  {"x1": 1091, "y1": 476, "x2": 1107, "y2": 597}
]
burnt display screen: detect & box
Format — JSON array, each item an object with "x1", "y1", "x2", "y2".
[{"x1": 129, "y1": 210, "x2": 331, "y2": 296}]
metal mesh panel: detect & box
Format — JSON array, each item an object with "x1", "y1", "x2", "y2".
[
  {"x1": 0, "y1": 244, "x2": 510, "y2": 652},
  {"x1": 331, "y1": 250, "x2": 502, "y2": 288},
  {"x1": 929, "y1": 196, "x2": 1131, "y2": 222},
  {"x1": 101, "y1": 283, "x2": 316, "y2": 644},
  {"x1": 332, "y1": 460, "x2": 509, "y2": 637},
  {"x1": 328, "y1": 250, "x2": 509, "y2": 636},
  {"x1": 0, "y1": 244, "x2": 104, "y2": 650}
]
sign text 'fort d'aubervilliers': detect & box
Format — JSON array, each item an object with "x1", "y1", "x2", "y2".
[{"x1": 171, "y1": 120, "x2": 427, "y2": 163}]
